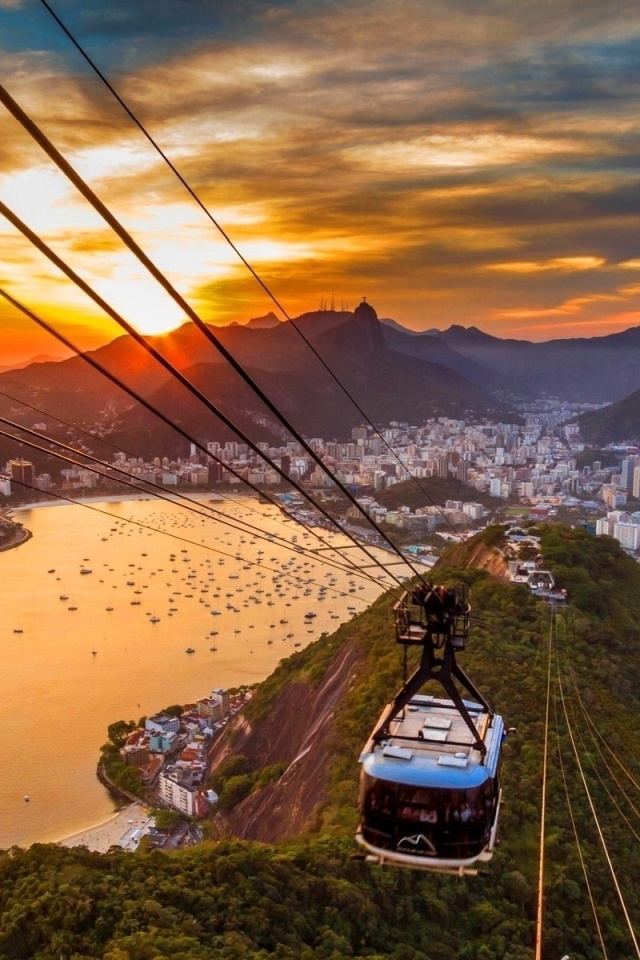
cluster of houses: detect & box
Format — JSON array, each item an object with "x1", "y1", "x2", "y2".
[
  {"x1": 119, "y1": 687, "x2": 253, "y2": 817},
  {"x1": 505, "y1": 528, "x2": 566, "y2": 603}
]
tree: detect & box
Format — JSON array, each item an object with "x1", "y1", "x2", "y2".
[
  {"x1": 161, "y1": 704, "x2": 184, "y2": 718},
  {"x1": 107, "y1": 719, "x2": 136, "y2": 747},
  {"x1": 152, "y1": 809, "x2": 183, "y2": 830}
]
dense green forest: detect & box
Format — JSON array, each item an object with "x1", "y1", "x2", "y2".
[{"x1": 1, "y1": 524, "x2": 639, "y2": 959}]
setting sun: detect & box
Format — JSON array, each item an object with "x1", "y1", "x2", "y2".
[{"x1": 91, "y1": 277, "x2": 187, "y2": 336}]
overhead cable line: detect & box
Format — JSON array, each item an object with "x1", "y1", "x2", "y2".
[
  {"x1": 552, "y1": 681, "x2": 610, "y2": 958},
  {"x1": 0, "y1": 288, "x2": 302, "y2": 522},
  {"x1": 0, "y1": 431, "x2": 385, "y2": 605},
  {"x1": 556, "y1": 632, "x2": 640, "y2": 959},
  {"x1": 534, "y1": 605, "x2": 555, "y2": 960},
  {"x1": 0, "y1": 415, "x2": 394, "y2": 591},
  {"x1": 37, "y1": 0, "x2": 464, "y2": 541},
  {"x1": 562, "y1": 616, "x2": 640, "y2": 797},
  {"x1": 0, "y1": 390, "x2": 387, "y2": 585},
  {"x1": 0, "y1": 81, "x2": 432, "y2": 595},
  {"x1": 562, "y1": 659, "x2": 640, "y2": 822},
  {"x1": 0, "y1": 214, "x2": 403, "y2": 596},
  {"x1": 0, "y1": 286, "x2": 372, "y2": 579}
]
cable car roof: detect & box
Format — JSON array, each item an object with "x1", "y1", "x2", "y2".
[{"x1": 360, "y1": 694, "x2": 504, "y2": 788}]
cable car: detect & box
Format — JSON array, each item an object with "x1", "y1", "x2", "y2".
[{"x1": 356, "y1": 584, "x2": 503, "y2": 876}]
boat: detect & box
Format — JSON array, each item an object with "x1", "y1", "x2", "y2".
[
  {"x1": 68, "y1": 606, "x2": 77, "y2": 611},
  {"x1": 185, "y1": 647, "x2": 195, "y2": 654},
  {"x1": 59, "y1": 595, "x2": 69, "y2": 600},
  {"x1": 209, "y1": 646, "x2": 217, "y2": 651},
  {"x1": 13, "y1": 628, "x2": 23, "y2": 634},
  {"x1": 80, "y1": 568, "x2": 92, "y2": 575},
  {"x1": 150, "y1": 616, "x2": 160, "y2": 623}
]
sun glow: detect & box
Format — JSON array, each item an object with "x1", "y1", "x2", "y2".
[{"x1": 92, "y1": 278, "x2": 187, "y2": 335}]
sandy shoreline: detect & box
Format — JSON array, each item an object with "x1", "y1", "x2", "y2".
[
  {"x1": 10, "y1": 492, "x2": 241, "y2": 512},
  {"x1": 56, "y1": 801, "x2": 151, "y2": 853}
]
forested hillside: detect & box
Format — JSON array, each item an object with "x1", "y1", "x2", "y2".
[{"x1": 0, "y1": 526, "x2": 638, "y2": 960}]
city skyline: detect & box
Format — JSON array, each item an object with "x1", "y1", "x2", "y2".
[{"x1": 1, "y1": 0, "x2": 640, "y2": 363}]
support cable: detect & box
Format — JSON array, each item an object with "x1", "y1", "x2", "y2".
[
  {"x1": 563, "y1": 652, "x2": 640, "y2": 799},
  {"x1": 0, "y1": 81, "x2": 432, "y2": 592},
  {"x1": 0, "y1": 420, "x2": 393, "y2": 597},
  {"x1": 562, "y1": 661, "x2": 640, "y2": 822},
  {"x1": 37, "y1": 0, "x2": 464, "y2": 541},
  {"x1": 552, "y1": 668, "x2": 609, "y2": 958},
  {"x1": 0, "y1": 285, "x2": 335, "y2": 554},
  {"x1": 0, "y1": 399, "x2": 388, "y2": 586},
  {"x1": 534, "y1": 605, "x2": 555, "y2": 960},
  {"x1": 0, "y1": 215, "x2": 404, "y2": 594},
  {"x1": 556, "y1": 631, "x2": 640, "y2": 958}
]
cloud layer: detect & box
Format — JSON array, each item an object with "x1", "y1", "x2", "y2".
[{"x1": 0, "y1": 0, "x2": 639, "y2": 356}]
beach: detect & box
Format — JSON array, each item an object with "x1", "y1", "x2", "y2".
[{"x1": 57, "y1": 802, "x2": 152, "y2": 853}]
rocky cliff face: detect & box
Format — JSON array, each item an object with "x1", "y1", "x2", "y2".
[
  {"x1": 440, "y1": 540, "x2": 510, "y2": 581},
  {"x1": 209, "y1": 639, "x2": 366, "y2": 841},
  {"x1": 206, "y1": 538, "x2": 509, "y2": 845}
]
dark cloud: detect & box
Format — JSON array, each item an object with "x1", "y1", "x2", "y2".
[{"x1": 1, "y1": 0, "x2": 640, "y2": 339}]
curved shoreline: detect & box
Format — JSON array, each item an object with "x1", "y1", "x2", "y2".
[
  {"x1": 56, "y1": 801, "x2": 150, "y2": 852},
  {"x1": 0, "y1": 524, "x2": 32, "y2": 552}
]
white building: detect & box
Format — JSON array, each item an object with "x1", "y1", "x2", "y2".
[
  {"x1": 613, "y1": 522, "x2": 640, "y2": 551},
  {"x1": 595, "y1": 517, "x2": 612, "y2": 536},
  {"x1": 158, "y1": 770, "x2": 199, "y2": 816}
]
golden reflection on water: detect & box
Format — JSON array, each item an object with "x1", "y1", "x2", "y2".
[{"x1": 0, "y1": 496, "x2": 393, "y2": 848}]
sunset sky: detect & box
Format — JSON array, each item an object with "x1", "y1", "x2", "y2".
[{"x1": 1, "y1": 0, "x2": 640, "y2": 362}]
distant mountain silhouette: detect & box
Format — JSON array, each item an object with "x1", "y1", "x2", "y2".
[
  {"x1": 432, "y1": 325, "x2": 640, "y2": 402},
  {"x1": 578, "y1": 389, "x2": 640, "y2": 444},
  {"x1": 379, "y1": 317, "x2": 420, "y2": 336},
  {"x1": 235, "y1": 312, "x2": 282, "y2": 330},
  {"x1": 5, "y1": 307, "x2": 640, "y2": 460},
  {"x1": 381, "y1": 326, "x2": 525, "y2": 395},
  {"x1": 0, "y1": 353, "x2": 67, "y2": 373},
  {"x1": 109, "y1": 303, "x2": 502, "y2": 455}
]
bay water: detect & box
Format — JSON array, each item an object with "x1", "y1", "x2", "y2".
[{"x1": 0, "y1": 495, "x2": 393, "y2": 848}]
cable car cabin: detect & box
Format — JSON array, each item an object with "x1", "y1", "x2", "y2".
[
  {"x1": 356, "y1": 587, "x2": 503, "y2": 876},
  {"x1": 357, "y1": 695, "x2": 503, "y2": 875}
]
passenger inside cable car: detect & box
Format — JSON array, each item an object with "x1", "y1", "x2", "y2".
[{"x1": 360, "y1": 771, "x2": 500, "y2": 861}]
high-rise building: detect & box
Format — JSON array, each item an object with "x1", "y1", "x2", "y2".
[
  {"x1": 613, "y1": 522, "x2": 640, "y2": 551},
  {"x1": 9, "y1": 460, "x2": 34, "y2": 488},
  {"x1": 621, "y1": 457, "x2": 640, "y2": 490}
]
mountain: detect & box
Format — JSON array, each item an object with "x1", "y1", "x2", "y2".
[
  {"x1": 381, "y1": 325, "x2": 526, "y2": 395},
  {"x1": 0, "y1": 353, "x2": 67, "y2": 373},
  {"x1": 434, "y1": 324, "x2": 640, "y2": 402},
  {"x1": 239, "y1": 311, "x2": 282, "y2": 330},
  {"x1": 379, "y1": 316, "x2": 420, "y2": 335},
  {"x1": 0, "y1": 304, "x2": 506, "y2": 454},
  {"x1": 9, "y1": 306, "x2": 640, "y2": 459},
  {"x1": 577, "y1": 387, "x2": 640, "y2": 444}
]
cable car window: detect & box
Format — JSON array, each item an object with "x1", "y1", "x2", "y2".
[{"x1": 360, "y1": 773, "x2": 497, "y2": 860}]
